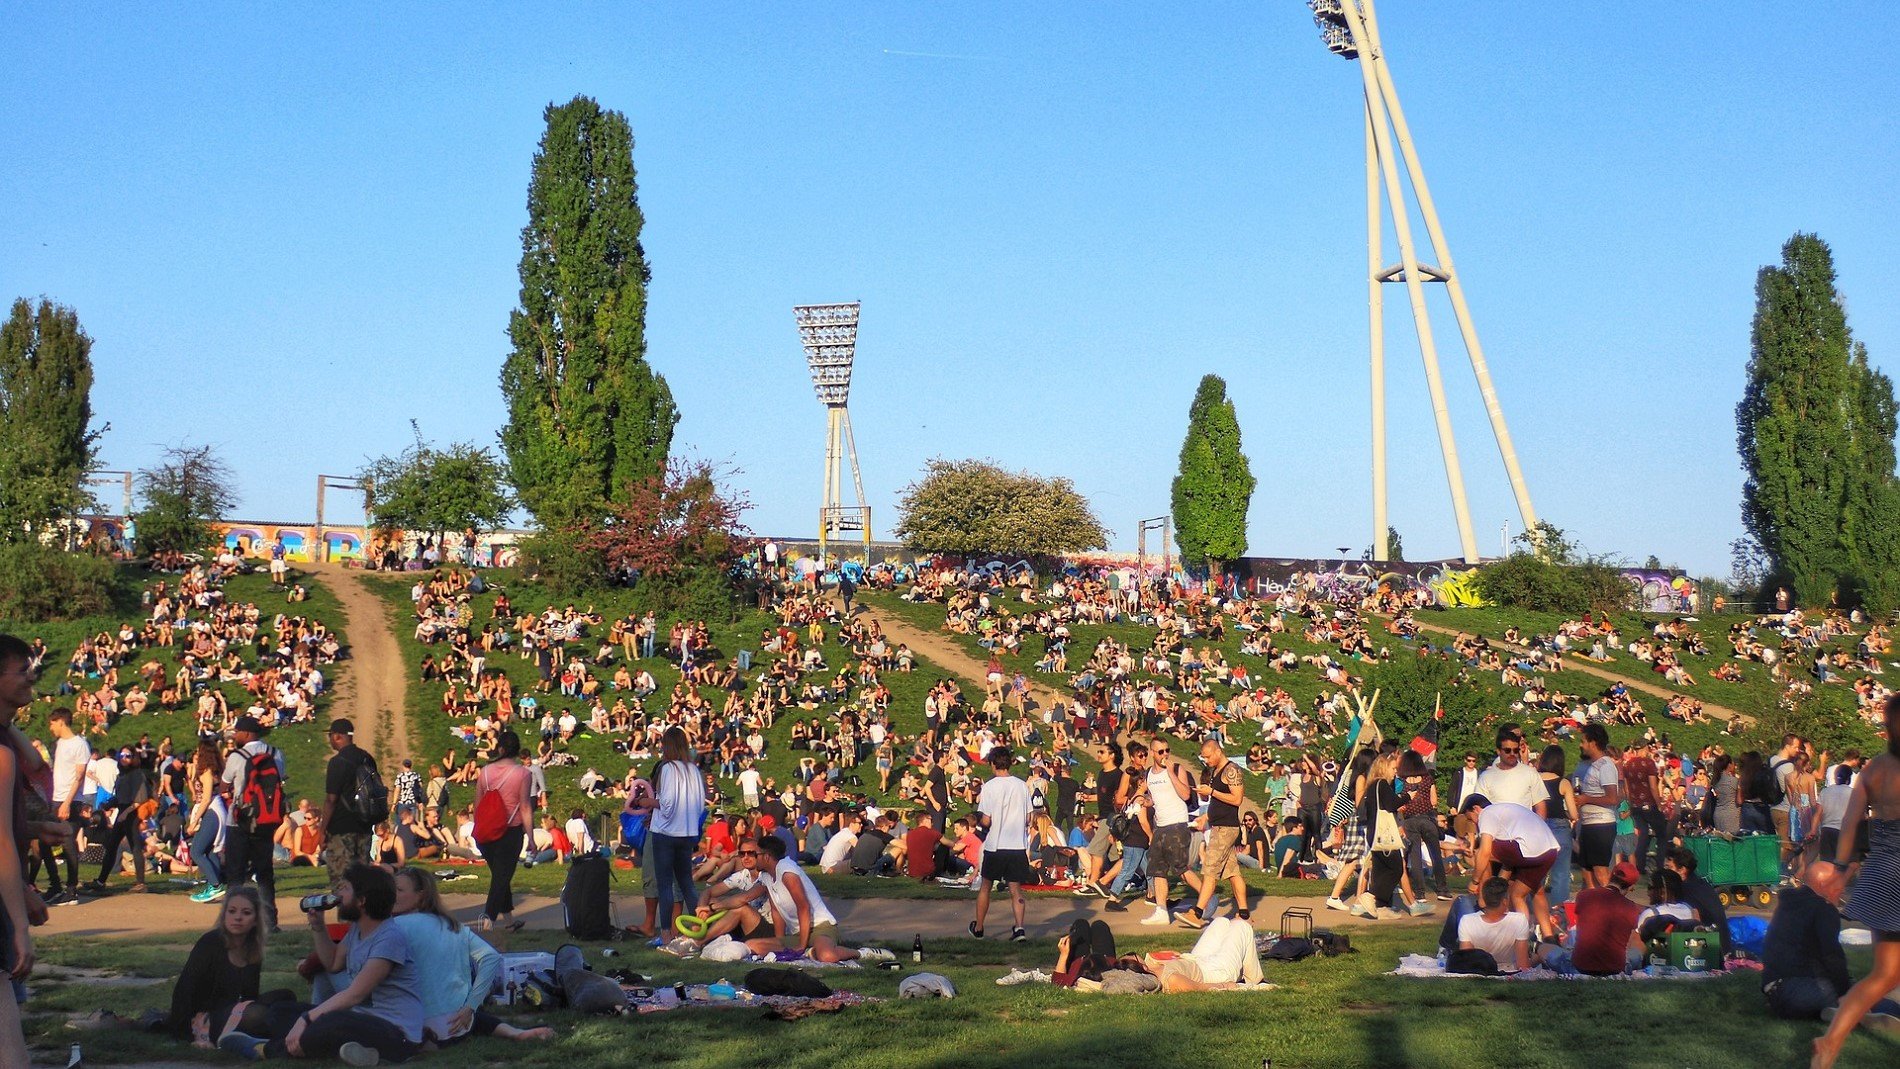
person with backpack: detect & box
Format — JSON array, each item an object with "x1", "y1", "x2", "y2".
[
  {"x1": 221, "y1": 715, "x2": 287, "y2": 932},
  {"x1": 321, "y1": 720, "x2": 385, "y2": 883},
  {"x1": 472, "y1": 731, "x2": 533, "y2": 932}
]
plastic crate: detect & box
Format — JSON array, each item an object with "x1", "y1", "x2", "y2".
[{"x1": 1686, "y1": 834, "x2": 1780, "y2": 887}]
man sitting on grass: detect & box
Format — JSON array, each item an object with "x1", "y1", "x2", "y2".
[
  {"x1": 752, "y1": 835, "x2": 882, "y2": 964},
  {"x1": 1453, "y1": 878, "x2": 1533, "y2": 974}
]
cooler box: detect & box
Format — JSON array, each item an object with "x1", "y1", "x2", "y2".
[
  {"x1": 1686, "y1": 834, "x2": 1779, "y2": 886},
  {"x1": 1646, "y1": 931, "x2": 1718, "y2": 972}
]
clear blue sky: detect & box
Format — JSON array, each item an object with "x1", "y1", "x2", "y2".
[{"x1": 4, "y1": 2, "x2": 1896, "y2": 576}]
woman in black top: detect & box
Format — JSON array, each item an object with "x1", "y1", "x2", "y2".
[{"x1": 168, "y1": 887, "x2": 265, "y2": 1044}]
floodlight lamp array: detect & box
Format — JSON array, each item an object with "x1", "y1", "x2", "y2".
[
  {"x1": 795, "y1": 302, "x2": 861, "y2": 406},
  {"x1": 1308, "y1": 0, "x2": 1358, "y2": 59}
]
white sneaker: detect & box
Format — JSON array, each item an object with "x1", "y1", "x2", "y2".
[
  {"x1": 1349, "y1": 899, "x2": 1374, "y2": 917},
  {"x1": 1408, "y1": 900, "x2": 1435, "y2": 916},
  {"x1": 996, "y1": 967, "x2": 1038, "y2": 986},
  {"x1": 857, "y1": 947, "x2": 895, "y2": 964},
  {"x1": 1140, "y1": 908, "x2": 1172, "y2": 926},
  {"x1": 1325, "y1": 896, "x2": 1349, "y2": 911}
]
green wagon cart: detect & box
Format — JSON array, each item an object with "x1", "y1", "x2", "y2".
[{"x1": 1685, "y1": 833, "x2": 1781, "y2": 908}]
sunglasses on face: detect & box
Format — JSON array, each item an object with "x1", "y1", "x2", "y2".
[
  {"x1": 1498, "y1": 746, "x2": 1520, "y2": 755},
  {"x1": 737, "y1": 850, "x2": 760, "y2": 857}
]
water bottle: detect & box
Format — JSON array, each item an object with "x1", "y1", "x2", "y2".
[{"x1": 912, "y1": 933, "x2": 924, "y2": 964}]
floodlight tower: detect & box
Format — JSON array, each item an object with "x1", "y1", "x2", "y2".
[
  {"x1": 1308, "y1": 0, "x2": 1539, "y2": 564},
  {"x1": 795, "y1": 302, "x2": 872, "y2": 561}
]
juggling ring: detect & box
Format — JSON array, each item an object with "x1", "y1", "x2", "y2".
[{"x1": 674, "y1": 909, "x2": 729, "y2": 940}]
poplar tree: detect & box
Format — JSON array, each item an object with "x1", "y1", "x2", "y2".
[
  {"x1": 500, "y1": 96, "x2": 677, "y2": 526},
  {"x1": 0, "y1": 298, "x2": 102, "y2": 544},
  {"x1": 1170, "y1": 374, "x2": 1255, "y2": 577},
  {"x1": 1738, "y1": 233, "x2": 1900, "y2": 608}
]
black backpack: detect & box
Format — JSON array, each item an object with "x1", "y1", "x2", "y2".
[
  {"x1": 1761, "y1": 759, "x2": 1789, "y2": 807},
  {"x1": 562, "y1": 852, "x2": 615, "y2": 939},
  {"x1": 1265, "y1": 937, "x2": 1317, "y2": 961},
  {"x1": 348, "y1": 758, "x2": 391, "y2": 825}
]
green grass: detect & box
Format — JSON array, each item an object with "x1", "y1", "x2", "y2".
[
  {"x1": 26, "y1": 925, "x2": 1895, "y2": 1068},
  {"x1": 1, "y1": 563, "x2": 350, "y2": 809}
]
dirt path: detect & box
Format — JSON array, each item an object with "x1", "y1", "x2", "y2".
[
  {"x1": 41, "y1": 886, "x2": 1428, "y2": 940},
  {"x1": 307, "y1": 561, "x2": 414, "y2": 765},
  {"x1": 861, "y1": 603, "x2": 1073, "y2": 716},
  {"x1": 1405, "y1": 618, "x2": 1750, "y2": 726}
]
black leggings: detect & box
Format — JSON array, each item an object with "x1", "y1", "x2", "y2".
[
  {"x1": 97, "y1": 810, "x2": 145, "y2": 884},
  {"x1": 478, "y1": 826, "x2": 525, "y2": 920},
  {"x1": 253, "y1": 1000, "x2": 421, "y2": 1063}
]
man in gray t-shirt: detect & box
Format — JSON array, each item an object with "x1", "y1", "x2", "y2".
[{"x1": 235, "y1": 863, "x2": 425, "y2": 1062}]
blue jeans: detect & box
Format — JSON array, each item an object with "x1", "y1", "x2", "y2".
[
  {"x1": 1109, "y1": 846, "x2": 1148, "y2": 896},
  {"x1": 650, "y1": 832, "x2": 699, "y2": 922},
  {"x1": 1545, "y1": 817, "x2": 1575, "y2": 906},
  {"x1": 192, "y1": 810, "x2": 224, "y2": 887}
]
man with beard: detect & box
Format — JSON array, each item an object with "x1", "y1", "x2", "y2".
[{"x1": 217, "y1": 863, "x2": 423, "y2": 1064}]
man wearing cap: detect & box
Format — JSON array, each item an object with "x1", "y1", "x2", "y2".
[
  {"x1": 322, "y1": 719, "x2": 378, "y2": 882},
  {"x1": 222, "y1": 715, "x2": 287, "y2": 930},
  {"x1": 1562, "y1": 861, "x2": 1644, "y2": 976}
]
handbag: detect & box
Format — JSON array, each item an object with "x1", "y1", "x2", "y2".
[{"x1": 1371, "y1": 807, "x2": 1404, "y2": 852}]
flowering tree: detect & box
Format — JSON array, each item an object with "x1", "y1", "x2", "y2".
[{"x1": 572, "y1": 458, "x2": 755, "y2": 614}]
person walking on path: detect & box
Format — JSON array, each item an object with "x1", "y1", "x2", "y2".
[
  {"x1": 1807, "y1": 695, "x2": 1900, "y2": 1069},
  {"x1": 321, "y1": 719, "x2": 378, "y2": 882},
  {"x1": 970, "y1": 747, "x2": 1032, "y2": 942},
  {"x1": 221, "y1": 714, "x2": 286, "y2": 931},
  {"x1": 472, "y1": 731, "x2": 533, "y2": 932}
]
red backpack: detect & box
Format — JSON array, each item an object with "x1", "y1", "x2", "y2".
[
  {"x1": 236, "y1": 747, "x2": 286, "y2": 828},
  {"x1": 473, "y1": 765, "x2": 521, "y2": 844}
]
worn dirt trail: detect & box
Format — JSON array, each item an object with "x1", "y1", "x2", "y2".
[
  {"x1": 860, "y1": 603, "x2": 1072, "y2": 716},
  {"x1": 307, "y1": 561, "x2": 415, "y2": 764},
  {"x1": 1404, "y1": 618, "x2": 1750, "y2": 725}
]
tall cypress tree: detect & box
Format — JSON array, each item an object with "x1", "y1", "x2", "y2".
[
  {"x1": 500, "y1": 96, "x2": 678, "y2": 526},
  {"x1": 1737, "y1": 233, "x2": 1897, "y2": 607},
  {"x1": 0, "y1": 298, "x2": 102, "y2": 544},
  {"x1": 1171, "y1": 374, "x2": 1255, "y2": 577}
]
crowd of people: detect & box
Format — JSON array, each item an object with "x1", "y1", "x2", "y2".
[{"x1": 1, "y1": 548, "x2": 1897, "y2": 1064}]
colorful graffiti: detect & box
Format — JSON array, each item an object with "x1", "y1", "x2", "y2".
[
  {"x1": 1626, "y1": 570, "x2": 1697, "y2": 613},
  {"x1": 1424, "y1": 567, "x2": 1486, "y2": 608}
]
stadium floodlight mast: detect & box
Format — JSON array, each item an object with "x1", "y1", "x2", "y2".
[
  {"x1": 1307, "y1": 0, "x2": 1539, "y2": 564},
  {"x1": 794, "y1": 302, "x2": 872, "y2": 561}
]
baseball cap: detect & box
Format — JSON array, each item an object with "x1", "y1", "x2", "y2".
[
  {"x1": 328, "y1": 718, "x2": 354, "y2": 735},
  {"x1": 1610, "y1": 862, "x2": 1641, "y2": 887},
  {"x1": 232, "y1": 715, "x2": 267, "y2": 736}
]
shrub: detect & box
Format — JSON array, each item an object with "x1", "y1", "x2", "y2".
[
  {"x1": 514, "y1": 527, "x2": 607, "y2": 596},
  {"x1": 0, "y1": 542, "x2": 118, "y2": 621}
]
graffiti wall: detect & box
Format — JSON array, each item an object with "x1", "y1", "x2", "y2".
[{"x1": 207, "y1": 521, "x2": 525, "y2": 567}]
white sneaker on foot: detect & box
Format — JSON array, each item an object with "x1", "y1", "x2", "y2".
[
  {"x1": 996, "y1": 968, "x2": 1038, "y2": 986},
  {"x1": 857, "y1": 947, "x2": 896, "y2": 963},
  {"x1": 1325, "y1": 896, "x2": 1349, "y2": 911}
]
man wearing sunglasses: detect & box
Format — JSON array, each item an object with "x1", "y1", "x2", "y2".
[
  {"x1": 1477, "y1": 728, "x2": 1548, "y2": 818},
  {"x1": 678, "y1": 837, "x2": 778, "y2": 949}
]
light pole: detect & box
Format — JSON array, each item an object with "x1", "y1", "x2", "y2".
[
  {"x1": 1306, "y1": 0, "x2": 1539, "y2": 564},
  {"x1": 795, "y1": 303, "x2": 873, "y2": 562}
]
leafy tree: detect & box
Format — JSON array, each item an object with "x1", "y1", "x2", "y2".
[
  {"x1": 0, "y1": 542, "x2": 117, "y2": 621},
  {"x1": 360, "y1": 430, "x2": 514, "y2": 546},
  {"x1": 1368, "y1": 650, "x2": 1493, "y2": 794},
  {"x1": 1473, "y1": 522, "x2": 1630, "y2": 614},
  {"x1": 500, "y1": 96, "x2": 678, "y2": 526},
  {"x1": 1741, "y1": 692, "x2": 1881, "y2": 765},
  {"x1": 1737, "y1": 232, "x2": 1899, "y2": 608},
  {"x1": 0, "y1": 298, "x2": 104, "y2": 544},
  {"x1": 580, "y1": 458, "x2": 755, "y2": 617},
  {"x1": 1364, "y1": 527, "x2": 1404, "y2": 563},
  {"x1": 896, "y1": 458, "x2": 1108, "y2": 559},
  {"x1": 1170, "y1": 375, "x2": 1254, "y2": 577},
  {"x1": 134, "y1": 443, "x2": 238, "y2": 555},
  {"x1": 1843, "y1": 343, "x2": 1900, "y2": 613}
]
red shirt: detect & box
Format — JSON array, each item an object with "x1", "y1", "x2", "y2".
[
  {"x1": 905, "y1": 826, "x2": 944, "y2": 878},
  {"x1": 1622, "y1": 757, "x2": 1658, "y2": 808},
  {"x1": 706, "y1": 818, "x2": 735, "y2": 855},
  {"x1": 1572, "y1": 887, "x2": 1642, "y2": 974}
]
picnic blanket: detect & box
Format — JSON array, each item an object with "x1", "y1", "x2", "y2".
[
  {"x1": 629, "y1": 985, "x2": 878, "y2": 1015},
  {"x1": 654, "y1": 935, "x2": 864, "y2": 968},
  {"x1": 1388, "y1": 954, "x2": 1729, "y2": 982}
]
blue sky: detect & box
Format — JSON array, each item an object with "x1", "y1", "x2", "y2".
[{"x1": 4, "y1": 2, "x2": 1895, "y2": 576}]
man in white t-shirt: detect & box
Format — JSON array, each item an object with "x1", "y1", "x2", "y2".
[
  {"x1": 46, "y1": 708, "x2": 90, "y2": 902},
  {"x1": 818, "y1": 815, "x2": 860, "y2": 874},
  {"x1": 1476, "y1": 728, "x2": 1547, "y2": 816},
  {"x1": 1454, "y1": 878, "x2": 1533, "y2": 973},
  {"x1": 970, "y1": 747, "x2": 1032, "y2": 942},
  {"x1": 1462, "y1": 795, "x2": 1561, "y2": 940},
  {"x1": 736, "y1": 762, "x2": 764, "y2": 809},
  {"x1": 755, "y1": 835, "x2": 866, "y2": 963}
]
